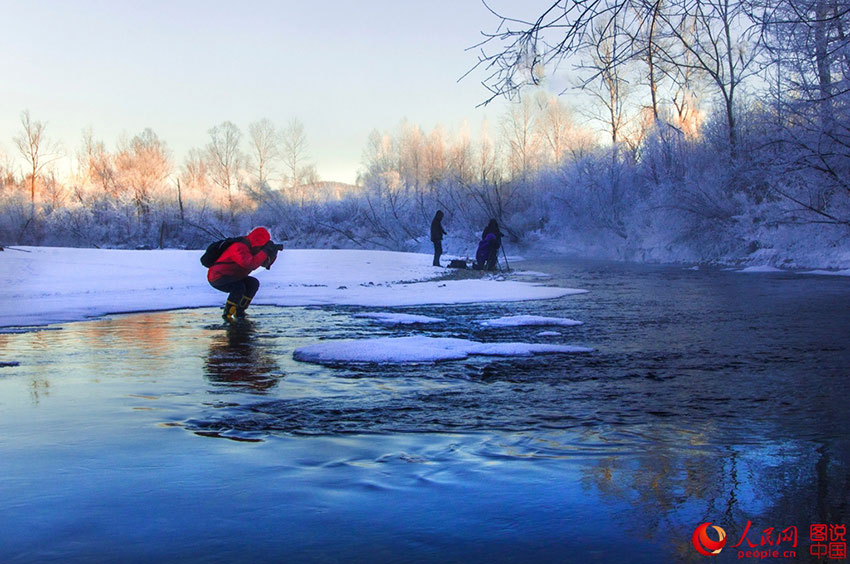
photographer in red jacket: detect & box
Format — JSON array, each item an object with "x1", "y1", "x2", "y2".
[{"x1": 207, "y1": 227, "x2": 281, "y2": 322}]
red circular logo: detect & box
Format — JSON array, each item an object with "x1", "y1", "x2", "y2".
[{"x1": 693, "y1": 522, "x2": 727, "y2": 556}]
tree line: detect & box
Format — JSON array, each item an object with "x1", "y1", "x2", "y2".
[
  {"x1": 1, "y1": 0, "x2": 848, "y2": 266},
  {"x1": 0, "y1": 114, "x2": 329, "y2": 248},
  {"x1": 0, "y1": 94, "x2": 598, "y2": 250}
]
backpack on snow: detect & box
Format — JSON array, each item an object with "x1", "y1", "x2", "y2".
[{"x1": 200, "y1": 237, "x2": 248, "y2": 268}]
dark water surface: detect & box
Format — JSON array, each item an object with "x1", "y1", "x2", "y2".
[{"x1": 1, "y1": 259, "x2": 848, "y2": 563}]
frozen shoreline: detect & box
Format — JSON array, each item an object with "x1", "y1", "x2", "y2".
[{"x1": 2, "y1": 247, "x2": 586, "y2": 328}]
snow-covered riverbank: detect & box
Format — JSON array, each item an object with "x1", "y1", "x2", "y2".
[{"x1": 1, "y1": 247, "x2": 586, "y2": 328}]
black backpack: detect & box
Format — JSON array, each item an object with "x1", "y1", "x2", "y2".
[{"x1": 200, "y1": 237, "x2": 248, "y2": 268}]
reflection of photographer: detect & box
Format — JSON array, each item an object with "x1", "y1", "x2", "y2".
[
  {"x1": 205, "y1": 227, "x2": 283, "y2": 323},
  {"x1": 204, "y1": 319, "x2": 280, "y2": 393}
]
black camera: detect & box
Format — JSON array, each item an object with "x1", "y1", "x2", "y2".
[{"x1": 270, "y1": 243, "x2": 284, "y2": 252}]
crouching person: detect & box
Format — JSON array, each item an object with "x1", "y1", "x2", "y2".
[
  {"x1": 207, "y1": 227, "x2": 281, "y2": 323},
  {"x1": 475, "y1": 233, "x2": 499, "y2": 271}
]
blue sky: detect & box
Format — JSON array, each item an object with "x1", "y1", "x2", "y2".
[{"x1": 0, "y1": 0, "x2": 527, "y2": 184}]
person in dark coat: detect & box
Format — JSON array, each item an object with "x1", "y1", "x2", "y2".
[
  {"x1": 482, "y1": 219, "x2": 503, "y2": 242},
  {"x1": 430, "y1": 210, "x2": 446, "y2": 267},
  {"x1": 207, "y1": 227, "x2": 281, "y2": 322},
  {"x1": 481, "y1": 219, "x2": 503, "y2": 270}
]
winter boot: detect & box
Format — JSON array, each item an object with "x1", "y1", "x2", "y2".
[
  {"x1": 236, "y1": 295, "x2": 252, "y2": 318},
  {"x1": 222, "y1": 300, "x2": 239, "y2": 323}
]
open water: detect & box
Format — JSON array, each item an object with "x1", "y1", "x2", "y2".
[{"x1": 0, "y1": 258, "x2": 848, "y2": 563}]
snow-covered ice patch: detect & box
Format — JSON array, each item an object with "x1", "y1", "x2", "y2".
[
  {"x1": 293, "y1": 336, "x2": 592, "y2": 364},
  {"x1": 354, "y1": 312, "x2": 445, "y2": 325},
  {"x1": 1, "y1": 247, "x2": 587, "y2": 327},
  {"x1": 802, "y1": 269, "x2": 850, "y2": 277},
  {"x1": 736, "y1": 265, "x2": 784, "y2": 273},
  {"x1": 537, "y1": 331, "x2": 561, "y2": 337},
  {"x1": 479, "y1": 315, "x2": 583, "y2": 328}
]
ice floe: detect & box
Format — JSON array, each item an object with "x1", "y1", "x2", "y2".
[
  {"x1": 736, "y1": 265, "x2": 784, "y2": 273},
  {"x1": 354, "y1": 312, "x2": 445, "y2": 325},
  {"x1": 293, "y1": 336, "x2": 593, "y2": 364},
  {"x1": 479, "y1": 315, "x2": 583, "y2": 328}
]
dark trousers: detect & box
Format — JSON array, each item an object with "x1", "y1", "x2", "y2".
[
  {"x1": 432, "y1": 240, "x2": 442, "y2": 266},
  {"x1": 210, "y1": 276, "x2": 260, "y2": 305},
  {"x1": 486, "y1": 247, "x2": 499, "y2": 271}
]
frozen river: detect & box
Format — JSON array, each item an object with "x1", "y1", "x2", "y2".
[{"x1": 1, "y1": 258, "x2": 848, "y2": 562}]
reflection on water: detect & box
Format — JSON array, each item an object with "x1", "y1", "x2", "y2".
[
  {"x1": 0, "y1": 259, "x2": 848, "y2": 562},
  {"x1": 204, "y1": 319, "x2": 281, "y2": 394},
  {"x1": 576, "y1": 430, "x2": 850, "y2": 562},
  {"x1": 28, "y1": 376, "x2": 50, "y2": 404}
]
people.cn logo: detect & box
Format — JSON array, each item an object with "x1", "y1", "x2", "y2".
[{"x1": 693, "y1": 522, "x2": 728, "y2": 556}]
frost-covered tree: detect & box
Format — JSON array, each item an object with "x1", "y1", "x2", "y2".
[
  {"x1": 180, "y1": 148, "x2": 209, "y2": 200},
  {"x1": 759, "y1": 1, "x2": 849, "y2": 130},
  {"x1": 448, "y1": 123, "x2": 475, "y2": 183},
  {"x1": 754, "y1": 0, "x2": 850, "y2": 225},
  {"x1": 630, "y1": 0, "x2": 668, "y2": 120},
  {"x1": 80, "y1": 129, "x2": 117, "y2": 198},
  {"x1": 476, "y1": 118, "x2": 501, "y2": 183},
  {"x1": 472, "y1": 0, "x2": 763, "y2": 156},
  {"x1": 581, "y1": 13, "x2": 637, "y2": 150},
  {"x1": 206, "y1": 121, "x2": 245, "y2": 215},
  {"x1": 397, "y1": 120, "x2": 426, "y2": 188},
  {"x1": 501, "y1": 96, "x2": 542, "y2": 179},
  {"x1": 115, "y1": 128, "x2": 172, "y2": 214},
  {"x1": 247, "y1": 118, "x2": 278, "y2": 188},
  {"x1": 13, "y1": 110, "x2": 61, "y2": 211},
  {"x1": 655, "y1": 0, "x2": 762, "y2": 156},
  {"x1": 279, "y1": 118, "x2": 317, "y2": 205},
  {"x1": 362, "y1": 129, "x2": 396, "y2": 176},
  {"x1": 535, "y1": 93, "x2": 570, "y2": 166},
  {"x1": 425, "y1": 126, "x2": 448, "y2": 186},
  {"x1": 538, "y1": 93, "x2": 598, "y2": 163}
]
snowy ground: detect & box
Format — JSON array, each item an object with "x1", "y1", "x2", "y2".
[{"x1": 1, "y1": 247, "x2": 586, "y2": 328}]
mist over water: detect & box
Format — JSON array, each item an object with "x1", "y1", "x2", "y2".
[{"x1": 1, "y1": 258, "x2": 848, "y2": 562}]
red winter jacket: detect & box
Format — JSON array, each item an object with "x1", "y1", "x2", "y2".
[{"x1": 207, "y1": 227, "x2": 271, "y2": 284}]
